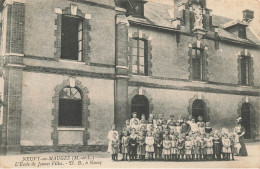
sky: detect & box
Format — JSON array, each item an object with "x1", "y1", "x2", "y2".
[{"x1": 149, "y1": 0, "x2": 260, "y2": 39}]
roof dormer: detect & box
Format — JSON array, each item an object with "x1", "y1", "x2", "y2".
[
  {"x1": 221, "y1": 10, "x2": 254, "y2": 39},
  {"x1": 118, "y1": 0, "x2": 147, "y2": 18}
]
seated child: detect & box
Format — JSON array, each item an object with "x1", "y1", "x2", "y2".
[
  {"x1": 175, "y1": 122, "x2": 182, "y2": 135},
  {"x1": 205, "y1": 122, "x2": 213, "y2": 134},
  {"x1": 190, "y1": 118, "x2": 199, "y2": 133}
]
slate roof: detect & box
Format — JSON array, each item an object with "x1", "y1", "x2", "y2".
[{"x1": 127, "y1": 1, "x2": 260, "y2": 46}]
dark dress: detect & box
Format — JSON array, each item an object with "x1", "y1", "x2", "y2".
[
  {"x1": 129, "y1": 136, "x2": 138, "y2": 155},
  {"x1": 205, "y1": 127, "x2": 213, "y2": 134},
  {"x1": 213, "y1": 137, "x2": 221, "y2": 155},
  {"x1": 154, "y1": 133, "x2": 163, "y2": 155},
  {"x1": 234, "y1": 125, "x2": 248, "y2": 156}
]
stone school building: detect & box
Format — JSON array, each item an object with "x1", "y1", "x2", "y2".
[{"x1": 0, "y1": 0, "x2": 259, "y2": 155}]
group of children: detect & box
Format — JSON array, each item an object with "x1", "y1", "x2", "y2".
[{"x1": 107, "y1": 113, "x2": 239, "y2": 162}]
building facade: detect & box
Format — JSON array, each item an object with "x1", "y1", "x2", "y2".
[{"x1": 0, "y1": 0, "x2": 259, "y2": 155}]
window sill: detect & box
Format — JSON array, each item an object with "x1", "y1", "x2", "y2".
[
  {"x1": 191, "y1": 80, "x2": 207, "y2": 84},
  {"x1": 132, "y1": 74, "x2": 149, "y2": 78},
  {"x1": 59, "y1": 59, "x2": 85, "y2": 64},
  {"x1": 57, "y1": 127, "x2": 85, "y2": 131}
]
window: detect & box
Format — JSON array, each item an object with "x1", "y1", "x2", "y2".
[
  {"x1": 238, "y1": 26, "x2": 246, "y2": 39},
  {"x1": 241, "y1": 103, "x2": 251, "y2": 139},
  {"x1": 61, "y1": 15, "x2": 83, "y2": 61},
  {"x1": 123, "y1": 2, "x2": 144, "y2": 17},
  {"x1": 192, "y1": 99, "x2": 205, "y2": 122},
  {"x1": 59, "y1": 87, "x2": 82, "y2": 126},
  {"x1": 241, "y1": 56, "x2": 250, "y2": 85},
  {"x1": 132, "y1": 38, "x2": 148, "y2": 76},
  {"x1": 131, "y1": 95, "x2": 149, "y2": 120},
  {"x1": 192, "y1": 48, "x2": 205, "y2": 81}
]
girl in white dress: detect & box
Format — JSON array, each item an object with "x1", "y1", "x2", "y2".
[{"x1": 145, "y1": 131, "x2": 155, "y2": 161}]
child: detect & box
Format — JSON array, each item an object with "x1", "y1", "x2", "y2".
[
  {"x1": 205, "y1": 133, "x2": 214, "y2": 160},
  {"x1": 199, "y1": 134, "x2": 206, "y2": 161},
  {"x1": 191, "y1": 133, "x2": 200, "y2": 161},
  {"x1": 129, "y1": 129, "x2": 138, "y2": 161},
  {"x1": 168, "y1": 120, "x2": 176, "y2": 133},
  {"x1": 162, "y1": 119, "x2": 168, "y2": 132},
  {"x1": 110, "y1": 133, "x2": 119, "y2": 161},
  {"x1": 137, "y1": 131, "x2": 146, "y2": 161},
  {"x1": 190, "y1": 118, "x2": 199, "y2": 133},
  {"x1": 205, "y1": 122, "x2": 213, "y2": 134},
  {"x1": 130, "y1": 112, "x2": 140, "y2": 126},
  {"x1": 187, "y1": 115, "x2": 193, "y2": 126},
  {"x1": 197, "y1": 116, "x2": 206, "y2": 135},
  {"x1": 171, "y1": 134, "x2": 178, "y2": 161},
  {"x1": 107, "y1": 124, "x2": 118, "y2": 155},
  {"x1": 121, "y1": 131, "x2": 130, "y2": 161},
  {"x1": 139, "y1": 114, "x2": 148, "y2": 129},
  {"x1": 125, "y1": 120, "x2": 131, "y2": 135},
  {"x1": 131, "y1": 119, "x2": 140, "y2": 131},
  {"x1": 213, "y1": 133, "x2": 221, "y2": 160},
  {"x1": 167, "y1": 115, "x2": 175, "y2": 125},
  {"x1": 222, "y1": 133, "x2": 231, "y2": 160},
  {"x1": 175, "y1": 122, "x2": 182, "y2": 135},
  {"x1": 177, "y1": 134, "x2": 185, "y2": 161},
  {"x1": 229, "y1": 133, "x2": 236, "y2": 160},
  {"x1": 163, "y1": 136, "x2": 171, "y2": 161},
  {"x1": 185, "y1": 136, "x2": 193, "y2": 161},
  {"x1": 154, "y1": 129, "x2": 163, "y2": 161},
  {"x1": 145, "y1": 131, "x2": 154, "y2": 161},
  {"x1": 181, "y1": 118, "x2": 191, "y2": 135}
]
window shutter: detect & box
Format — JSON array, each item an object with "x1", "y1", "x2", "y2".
[{"x1": 190, "y1": 11, "x2": 195, "y2": 31}]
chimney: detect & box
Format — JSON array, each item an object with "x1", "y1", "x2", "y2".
[
  {"x1": 174, "y1": 0, "x2": 189, "y2": 18},
  {"x1": 243, "y1": 9, "x2": 254, "y2": 24}
]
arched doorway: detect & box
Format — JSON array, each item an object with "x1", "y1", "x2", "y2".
[
  {"x1": 131, "y1": 95, "x2": 149, "y2": 120},
  {"x1": 59, "y1": 87, "x2": 82, "y2": 126},
  {"x1": 192, "y1": 99, "x2": 205, "y2": 122},
  {"x1": 241, "y1": 103, "x2": 251, "y2": 139}
]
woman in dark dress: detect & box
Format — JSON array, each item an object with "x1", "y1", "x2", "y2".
[{"x1": 234, "y1": 117, "x2": 248, "y2": 156}]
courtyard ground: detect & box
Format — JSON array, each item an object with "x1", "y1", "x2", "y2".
[{"x1": 0, "y1": 142, "x2": 259, "y2": 168}]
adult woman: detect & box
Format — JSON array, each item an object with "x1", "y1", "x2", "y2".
[{"x1": 234, "y1": 117, "x2": 248, "y2": 156}]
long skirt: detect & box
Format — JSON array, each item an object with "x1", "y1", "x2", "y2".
[
  {"x1": 239, "y1": 137, "x2": 248, "y2": 156},
  {"x1": 137, "y1": 145, "x2": 146, "y2": 155},
  {"x1": 122, "y1": 146, "x2": 129, "y2": 154},
  {"x1": 163, "y1": 148, "x2": 171, "y2": 155},
  {"x1": 206, "y1": 147, "x2": 213, "y2": 155},
  {"x1": 146, "y1": 145, "x2": 154, "y2": 153}
]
